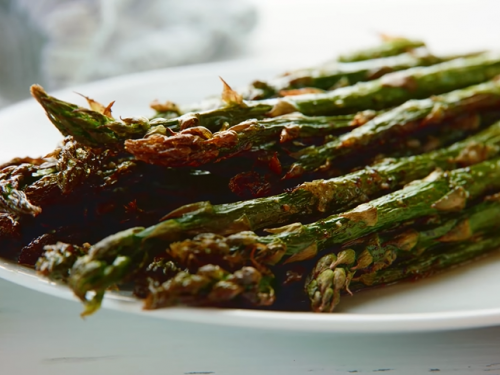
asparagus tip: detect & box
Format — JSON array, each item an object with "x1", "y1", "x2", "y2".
[
  {"x1": 80, "y1": 291, "x2": 105, "y2": 318},
  {"x1": 30, "y1": 84, "x2": 49, "y2": 103},
  {"x1": 219, "y1": 76, "x2": 244, "y2": 106}
]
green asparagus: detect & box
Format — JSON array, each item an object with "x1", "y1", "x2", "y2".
[
  {"x1": 0, "y1": 164, "x2": 42, "y2": 217},
  {"x1": 31, "y1": 84, "x2": 275, "y2": 146},
  {"x1": 124, "y1": 111, "x2": 378, "y2": 168},
  {"x1": 338, "y1": 37, "x2": 425, "y2": 63},
  {"x1": 14, "y1": 42, "x2": 500, "y2": 316},
  {"x1": 0, "y1": 137, "x2": 108, "y2": 217},
  {"x1": 68, "y1": 155, "x2": 500, "y2": 312},
  {"x1": 34, "y1": 53, "x2": 500, "y2": 149},
  {"x1": 274, "y1": 52, "x2": 500, "y2": 116},
  {"x1": 307, "y1": 197, "x2": 500, "y2": 312},
  {"x1": 350, "y1": 233, "x2": 500, "y2": 290},
  {"x1": 133, "y1": 117, "x2": 500, "y2": 241},
  {"x1": 36, "y1": 242, "x2": 88, "y2": 282},
  {"x1": 284, "y1": 79, "x2": 500, "y2": 178},
  {"x1": 31, "y1": 85, "x2": 157, "y2": 148},
  {"x1": 144, "y1": 265, "x2": 275, "y2": 310},
  {"x1": 164, "y1": 157, "x2": 500, "y2": 269},
  {"x1": 246, "y1": 50, "x2": 446, "y2": 99}
]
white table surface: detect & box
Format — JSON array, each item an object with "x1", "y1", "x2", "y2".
[
  {"x1": 3, "y1": 1, "x2": 500, "y2": 373},
  {"x1": 2, "y1": 279, "x2": 500, "y2": 375}
]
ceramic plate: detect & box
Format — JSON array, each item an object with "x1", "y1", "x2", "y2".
[{"x1": 2, "y1": 59, "x2": 500, "y2": 333}]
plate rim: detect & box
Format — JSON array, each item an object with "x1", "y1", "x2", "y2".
[{"x1": 2, "y1": 257, "x2": 500, "y2": 333}]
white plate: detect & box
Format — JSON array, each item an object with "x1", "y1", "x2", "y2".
[{"x1": 2, "y1": 59, "x2": 500, "y2": 333}]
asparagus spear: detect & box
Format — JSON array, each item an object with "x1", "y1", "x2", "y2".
[
  {"x1": 309, "y1": 222, "x2": 500, "y2": 313},
  {"x1": 0, "y1": 136, "x2": 234, "y2": 216},
  {"x1": 307, "y1": 197, "x2": 500, "y2": 312},
  {"x1": 34, "y1": 53, "x2": 500, "y2": 149},
  {"x1": 351, "y1": 233, "x2": 500, "y2": 290},
  {"x1": 0, "y1": 136, "x2": 236, "y2": 264},
  {"x1": 245, "y1": 50, "x2": 445, "y2": 100},
  {"x1": 268, "y1": 52, "x2": 500, "y2": 117},
  {"x1": 127, "y1": 116, "x2": 500, "y2": 238},
  {"x1": 132, "y1": 258, "x2": 183, "y2": 298},
  {"x1": 147, "y1": 197, "x2": 500, "y2": 311},
  {"x1": 124, "y1": 111, "x2": 378, "y2": 168},
  {"x1": 143, "y1": 194, "x2": 500, "y2": 311},
  {"x1": 0, "y1": 137, "x2": 108, "y2": 217},
  {"x1": 30, "y1": 85, "x2": 161, "y2": 148},
  {"x1": 126, "y1": 86, "x2": 495, "y2": 170},
  {"x1": 337, "y1": 37, "x2": 425, "y2": 63},
  {"x1": 1, "y1": 163, "x2": 42, "y2": 217},
  {"x1": 31, "y1": 84, "x2": 275, "y2": 146},
  {"x1": 67, "y1": 154, "x2": 500, "y2": 312},
  {"x1": 126, "y1": 107, "x2": 495, "y2": 170},
  {"x1": 144, "y1": 265, "x2": 275, "y2": 310},
  {"x1": 36, "y1": 242, "x2": 88, "y2": 282},
  {"x1": 285, "y1": 79, "x2": 500, "y2": 178},
  {"x1": 164, "y1": 157, "x2": 500, "y2": 269}
]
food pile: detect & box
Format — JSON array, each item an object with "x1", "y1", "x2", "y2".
[{"x1": 2, "y1": 37, "x2": 500, "y2": 315}]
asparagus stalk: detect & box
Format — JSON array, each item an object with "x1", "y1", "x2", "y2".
[
  {"x1": 143, "y1": 265, "x2": 275, "y2": 310},
  {"x1": 337, "y1": 37, "x2": 425, "y2": 63},
  {"x1": 127, "y1": 108, "x2": 494, "y2": 170},
  {"x1": 146, "y1": 198, "x2": 500, "y2": 311},
  {"x1": 124, "y1": 111, "x2": 378, "y2": 168},
  {"x1": 129, "y1": 117, "x2": 500, "y2": 240},
  {"x1": 34, "y1": 53, "x2": 500, "y2": 149},
  {"x1": 67, "y1": 154, "x2": 500, "y2": 312},
  {"x1": 0, "y1": 136, "x2": 236, "y2": 264},
  {"x1": 132, "y1": 258, "x2": 183, "y2": 298},
  {"x1": 245, "y1": 50, "x2": 445, "y2": 100},
  {"x1": 164, "y1": 157, "x2": 500, "y2": 269},
  {"x1": 273, "y1": 52, "x2": 500, "y2": 116},
  {"x1": 309, "y1": 225, "x2": 500, "y2": 313},
  {"x1": 0, "y1": 136, "x2": 233, "y2": 216},
  {"x1": 30, "y1": 85, "x2": 162, "y2": 148},
  {"x1": 0, "y1": 137, "x2": 108, "y2": 217},
  {"x1": 1, "y1": 164, "x2": 42, "y2": 217},
  {"x1": 351, "y1": 233, "x2": 500, "y2": 290},
  {"x1": 126, "y1": 88, "x2": 494, "y2": 170},
  {"x1": 36, "y1": 242, "x2": 88, "y2": 282},
  {"x1": 31, "y1": 84, "x2": 275, "y2": 146},
  {"x1": 307, "y1": 198, "x2": 500, "y2": 312},
  {"x1": 284, "y1": 79, "x2": 500, "y2": 178}
]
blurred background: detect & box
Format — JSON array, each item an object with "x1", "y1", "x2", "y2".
[{"x1": 1, "y1": 0, "x2": 500, "y2": 108}]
